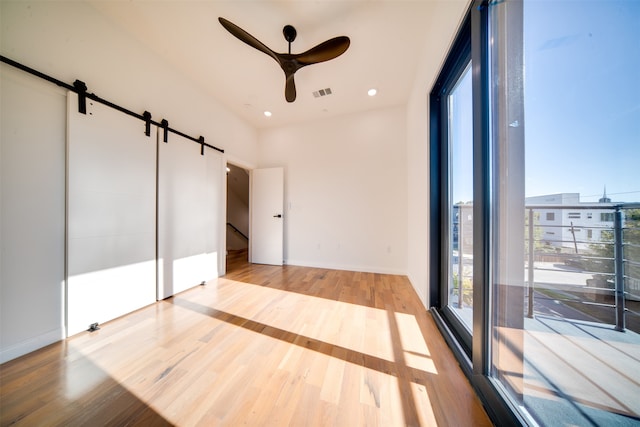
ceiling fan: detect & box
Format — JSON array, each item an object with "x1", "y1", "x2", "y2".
[{"x1": 218, "y1": 17, "x2": 350, "y2": 103}]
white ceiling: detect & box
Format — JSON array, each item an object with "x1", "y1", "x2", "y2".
[{"x1": 90, "y1": 1, "x2": 461, "y2": 129}]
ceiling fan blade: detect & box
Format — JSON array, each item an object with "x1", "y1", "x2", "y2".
[
  {"x1": 218, "y1": 17, "x2": 279, "y2": 63},
  {"x1": 285, "y1": 73, "x2": 297, "y2": 103},
  {"x1": 296, "y1": 36, "x2": 350, "y2": 65}
]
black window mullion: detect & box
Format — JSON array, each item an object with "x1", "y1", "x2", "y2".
[
  {"x1": 429, "y1": 8, "x2": 473, "y2": 357},
  {"x1": 471, "y1": 0, "x2": 492, "y2": 378}
]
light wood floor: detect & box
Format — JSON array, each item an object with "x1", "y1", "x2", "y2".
[{"x1": 1, "y1": 251, "x2": 491, "y2": 426}]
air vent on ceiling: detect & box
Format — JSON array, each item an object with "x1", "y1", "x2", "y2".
[{"x1": 312, "y1": 88, "x2": 332, "y2": 98}]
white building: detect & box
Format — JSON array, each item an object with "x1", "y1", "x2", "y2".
[{"x1": 525, "y1": 191, "x2": 615, "y2": 252}]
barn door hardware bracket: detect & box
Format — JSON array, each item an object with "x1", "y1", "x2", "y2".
[
  {"x1": 73, "y1": 79, "x2": 88, "y2": 114},
  {"x1": 161, "y1": 119, "x2": 169, "y2": 142},
  {"x1": 143, "y1": 111, "x2": 152, "y2": 137}
]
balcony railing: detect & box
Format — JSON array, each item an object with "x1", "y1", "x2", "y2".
[
  {"x1": 449, "y1": 202, "x2": 640, "y2": 424},
  {"x1": 524, "y1": 202, "x2": 640, "y2": 333}
]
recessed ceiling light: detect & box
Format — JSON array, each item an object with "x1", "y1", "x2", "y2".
[
  {"x1": 264, "y1": 111, "x2": 272, "y2": 117},
  {"x1": 367, "y1": 88, "x2": 377, "y2": 97}
]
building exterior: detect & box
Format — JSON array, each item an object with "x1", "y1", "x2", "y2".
[{"x1": 525, "y1": 191, "x2": 615, "y2": 252}]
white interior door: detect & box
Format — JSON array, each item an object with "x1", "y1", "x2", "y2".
[{"x1": 251, "y1": 167, "x2": 284, "y2": 265}]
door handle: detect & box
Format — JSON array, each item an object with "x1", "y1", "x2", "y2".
[{"x1": 273, "y1": 214, "x2": 282, "y2": 218}]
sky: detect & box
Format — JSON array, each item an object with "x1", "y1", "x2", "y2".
[
  {"x1": 451, "y1": 0, "x2": 640, "y2": 204},
  {"x1": 450, "y1": 64, "x2": 473, "y2": 205},
  {"x1": 524, "y1": 0, "x2": 640, "y2": 202}
]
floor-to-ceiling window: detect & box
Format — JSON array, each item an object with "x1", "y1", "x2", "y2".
[{"x1": 431, "y1": 1, "x2": 640, "y2": 425}]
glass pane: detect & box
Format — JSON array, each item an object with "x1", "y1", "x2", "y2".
[
  {"x1": 490, "y1": 0, "x2": 640, "y2": 425},
  {"x1": 448, "y1": 63, "x2": 473, "y2": 333}
]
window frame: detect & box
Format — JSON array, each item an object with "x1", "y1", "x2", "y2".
[
  {"x1": 429, "y1": 1, "x2": 528, "y2": 425},
  {"x1": 429, "y1": 9, "x2": 473, "y2": 359}
]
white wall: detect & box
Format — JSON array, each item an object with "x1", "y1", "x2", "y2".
[
  {"x1": 0, "y1": 66, "x2": 67, "y2": 363},
  {"x1": 258, "y1": 106, "x2": 407, "y2": 275},
  {"x1": 406, "y1": 1, "x2": 470, "y2": 307},
  {"x1": 0, "y1": 1, "x2": 258, "y2": 362}
]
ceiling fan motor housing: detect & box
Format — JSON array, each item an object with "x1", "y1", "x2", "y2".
[{"x1": 283, "y1": 25, "x2": 297, "y2": 43}]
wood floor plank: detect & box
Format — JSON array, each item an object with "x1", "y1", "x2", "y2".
[{"x1": 0, "y1": 250, "x2": 491, "y2": 426}]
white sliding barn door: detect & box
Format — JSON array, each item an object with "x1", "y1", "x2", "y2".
[
  {"x1": 157, "y1": 133, "x2": 224, "y2": 299},
  {"x1": 67, "y1": 94, "x2": 157, "y2": 337},
  {"x1": 251, "y1": 167, "x2": 284, "y2": 265}
]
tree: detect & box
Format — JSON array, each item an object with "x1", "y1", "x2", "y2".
[
  {"x1": 524, "y1": 210, "x2": 545, "y2": 258},
  {"x1": 624, "y1": 209, "x2": 640, "y2": 297},
  {"x1": 586, "y1": 209, "x2": 640, "y2": 291}
]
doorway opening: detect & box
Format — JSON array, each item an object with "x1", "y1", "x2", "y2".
[{"x1": 226, "y1": 163, "x2": 250, "y2": 272}]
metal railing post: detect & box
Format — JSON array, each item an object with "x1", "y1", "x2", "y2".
[
  {"x1": 527, "y1": 208, "x2": 534, "y2": 318},
  {"x1": 458, "y1": 206, "x2": 464, "y2": 309},
  {"x1": 614, "y1": 207, "x2": 626, "y2": 332}
]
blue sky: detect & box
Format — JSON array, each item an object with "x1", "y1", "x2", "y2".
[
  {"x1": 451, "y1": 0, "x2": 640, "y2": 204},
  {"x1": 450, "y1": 64, "x2": 473, "y2": 205},
  {"x1": 524, "y1": 0, "x2": 640, "y2": 202}
]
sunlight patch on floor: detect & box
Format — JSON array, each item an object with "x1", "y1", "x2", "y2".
[{"x1": 66, "y1": 275, "x2": 443, "y2": 426}]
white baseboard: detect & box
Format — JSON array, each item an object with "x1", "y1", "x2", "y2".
[
  {"x1": 285, "y1": 259, "x2": 407, "y2": 276},
  {"x1": 407, "y1": 273, "x2": 429, "y2": 309},
  {"x1": 0, "y1": 328, "x2": 63, "y2": 364}
]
